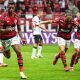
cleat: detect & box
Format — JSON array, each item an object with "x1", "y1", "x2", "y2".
[
  {"x1": 69, "y1": 67, "x2": 74, "y2": 71},
  {"x1": 37, "y1": 55, "x2": 43, "y2": 58},
  {"x1": 0, "y1": 63, "x2": 8, "y2": 67},
  {"x1": 31, "y1": 56, "x2": 37, "y2": 59},
  {"x1": 20, "y1": 72, "x2": 27, "y2": 79},
  {"x1": 64, "y1": 66, "x2": 69, "y2": 71},
  {"x1": 53, "y1": 55, "x2": 59, "y2": 65}
]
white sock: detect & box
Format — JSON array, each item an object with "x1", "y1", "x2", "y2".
[
  {"x1": 0, "y1": 52, "x2": 3, "y2": 63},
  {"x1": 20, "y1": 72, "x2": 24, "y2": 75},
  {"x1": 31, "y1": 47, "x2": 37, "y2": 57},
  {"x1": 37, "y1": 46, "x2": 42, "y2": 56}
]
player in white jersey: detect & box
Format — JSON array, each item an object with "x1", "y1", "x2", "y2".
[{"x1": 31, "y1": 9, "x2": 52, "y2": 59}]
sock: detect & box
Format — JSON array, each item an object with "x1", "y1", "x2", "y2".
[
  {"x1": 70, "y1": 52, "x2": 77, "y2": 67},
  {"x1": 65, "y1": 48, "x2": 68, "y2": 53},
  {"x1": 0, "y1": 52, "x2": 3, "y2": 63},
  {"x1": 77, "y1": 52, "x2": 80, "y2": 60},
  {"x1": 17, "y1": 53, "x2": 24, "y2": 72},
  {"x1": 31, "y1": 46, "x2": 37, "y2": 57},
  {"x1": 56, "y1": 52, "x2": 60, "y2": 59},
  {"x1": 60, "y1": 52, "x2": 67, "y2": 66},
  {"x1": 37, "y1": 46, "x2": 42, "y2": 56}
]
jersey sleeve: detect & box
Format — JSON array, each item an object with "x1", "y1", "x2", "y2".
[
  {"x1": 53, "y1": 17, "x2": 60, "y2": 23},
  {"x1": 73, "y1": 18, "x2": 79, "y2": 26}
]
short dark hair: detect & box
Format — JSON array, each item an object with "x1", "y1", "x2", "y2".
[{"x1": 8, "y1": 1, "x2": 15, "y2": 5}]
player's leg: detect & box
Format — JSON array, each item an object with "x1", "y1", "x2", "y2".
[
  {"x1": 0, "y1": 41, "x2": 8, "y2": 67},
  {"x1": 59, "y1": 45, "x2": 69, "y2": 71},
  {"x1": 12, "y1": 44, "x2": 27, "y2": 79},
  {"x1": 1, "y1": 40, "x2": 11, "y2": 59},
  {"x1": 31, "y1": 35, "x2": 38, "y2": 59},
  {"x1": 75, "y1": 39, "x2": 80, "y2": 64},
  {"x1": 70, "y1": 48, "x2": 78, "y2": 71},
  {"x1": 70, "y1": 39, "x2": 79, "y2": 71},
  {"x1": 53, "y1": 46, "x2": 68, "y2": 65},
  {"x1": 11, "y1": 36, "x2": 27, "y2": 79},
  {"x1": 37, "y1": 36, "x2": 43, "y2": 58},
  {"x1": 53, "y1": 37, "x2": 62, "y2": 65},
  {"x1": 53, "y1": 37, "x2": 69, "y2": 71},
  {"x1": 63, "y1": 40, "x2": 70, "y2": 71},
  {"x1": 75, "y1": 51, "x2": 80, "y2": 64}
]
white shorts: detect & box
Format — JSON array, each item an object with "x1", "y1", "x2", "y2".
[
  {"x1": 57, "y1": 37, "x2": 71, "y2": 48},
  {"x1": 74, "y1": 39, "x2": 80, "y2": 48},
  {"x1": 1, "y1": 36, "x2": 20, "y2": 51}
]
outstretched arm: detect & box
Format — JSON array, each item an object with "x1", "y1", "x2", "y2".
[
  {"x1": 40, "y1": 20, "x2": 52, "y2": 24},
  {"x1": 38, "y1": 24, "x2": 49, "y2": 32}
]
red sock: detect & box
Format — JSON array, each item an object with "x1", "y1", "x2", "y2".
[
  {"x1": 17, "y1": 53, "x2": 24, "y2": 72},
  {"x1": 70, "y1": 53, "x2": 77, "y2": 67},
  {"x1": 60, "y1": 52, "x2": 67, "y2": 66},
  {"x1": 77, "y1": 53, "x2": 80, "y2": 59}
]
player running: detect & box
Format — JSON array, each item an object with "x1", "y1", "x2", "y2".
[
  {"x1": 0, "y1": 1, "x2": 27, "y2": 79},
  {"x1": 70, "y1": 12, "x2": 80, "y2": 71},
  {"x1": 52, "y1": 15, "x2": 78, "y2": 71}
]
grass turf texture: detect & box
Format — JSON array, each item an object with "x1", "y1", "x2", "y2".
[{"x1": 0, "y1": 44, "x2": 80, "y2": 80}]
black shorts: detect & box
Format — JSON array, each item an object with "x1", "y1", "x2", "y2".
[{"x1": 34, "y1": 35, "x2": 42, "y2": 43}]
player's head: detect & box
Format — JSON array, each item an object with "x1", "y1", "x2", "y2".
[
  {"x1": 8, "y1": 1, "x2": 15, "y2": 13},
  {"x1": 37, "y1": 9, "x2": 43, "y2": 17},
  {"x1": 65, "y1": 16, "x2": 72, "y2": 24}
]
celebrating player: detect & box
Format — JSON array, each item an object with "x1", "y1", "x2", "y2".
[
  {"x1": 70, "y1": 12, "x2": 80, "y2": 71},
  {"x1": 0, "y1": 2, "x2": 27, "y2": 79},
  {"x1": 52, "y1": 15, "x2": 78, "y2": 71}
]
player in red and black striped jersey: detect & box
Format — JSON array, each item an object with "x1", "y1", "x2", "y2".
[
  {"x1": 0, "y1": 1, "x2": 27, "y2": 79},
  {"x1": 0, "y1": 10, "x2": 8, "y2": 67},
  {"x1": 52, "y1": 16, "x2": 78, "y2": 71},
  {"x1": 70, "y1": 12, "x2": 80, "y2": 71}
]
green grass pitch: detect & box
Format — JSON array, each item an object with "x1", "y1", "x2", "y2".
[{"x1": 0, "y1": 44, "x2": 80, "y2": 80}]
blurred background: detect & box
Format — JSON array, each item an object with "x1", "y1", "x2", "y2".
[{"x1": 0, "y1": 0, "x2": 80, "y2": 44}]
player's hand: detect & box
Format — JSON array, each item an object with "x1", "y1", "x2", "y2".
[
  {"x1": 48, "y1": 20, "x2": 53, "y2": 23},
  {"x1": 45, "y1": 29, "x2": 49, "y2": 32},
  {"x1": 22, "y1": 38, "x2": 27, "y2": 45}
]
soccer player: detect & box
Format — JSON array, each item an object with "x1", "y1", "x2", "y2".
[
  {"x1": 52, "y1": 16, "x2": 77, "y2": 71},
  {"x1": 0, "y1": 12, "x2": 8, "y2": 67},
  {"x1": 31, "y1": 9, "x2": 52, "y2": 59},
  {"x1": 70, "y1": 12, "x2": 80, "y2": 71},
  {"x1": 0, "y1": 5, "x2": 8, "y2": 67},
  {"x1": 0, "y1": 2, "x2": 27, "y2": 79}
]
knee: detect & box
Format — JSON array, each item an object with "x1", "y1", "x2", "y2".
[
  {"x1": 60, "y1": 50, "x2": 65, "y2": 54},
  {"x1": 0, "y1": 47, "x2": 3, "y2": 52},
  {"x1": 75, "y1": 49, "x2": 79, "y2": 53}
]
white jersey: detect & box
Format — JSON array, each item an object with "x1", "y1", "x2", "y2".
[{"x1": 32, "y1": 16, "x2": 42, "y2": 35}]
